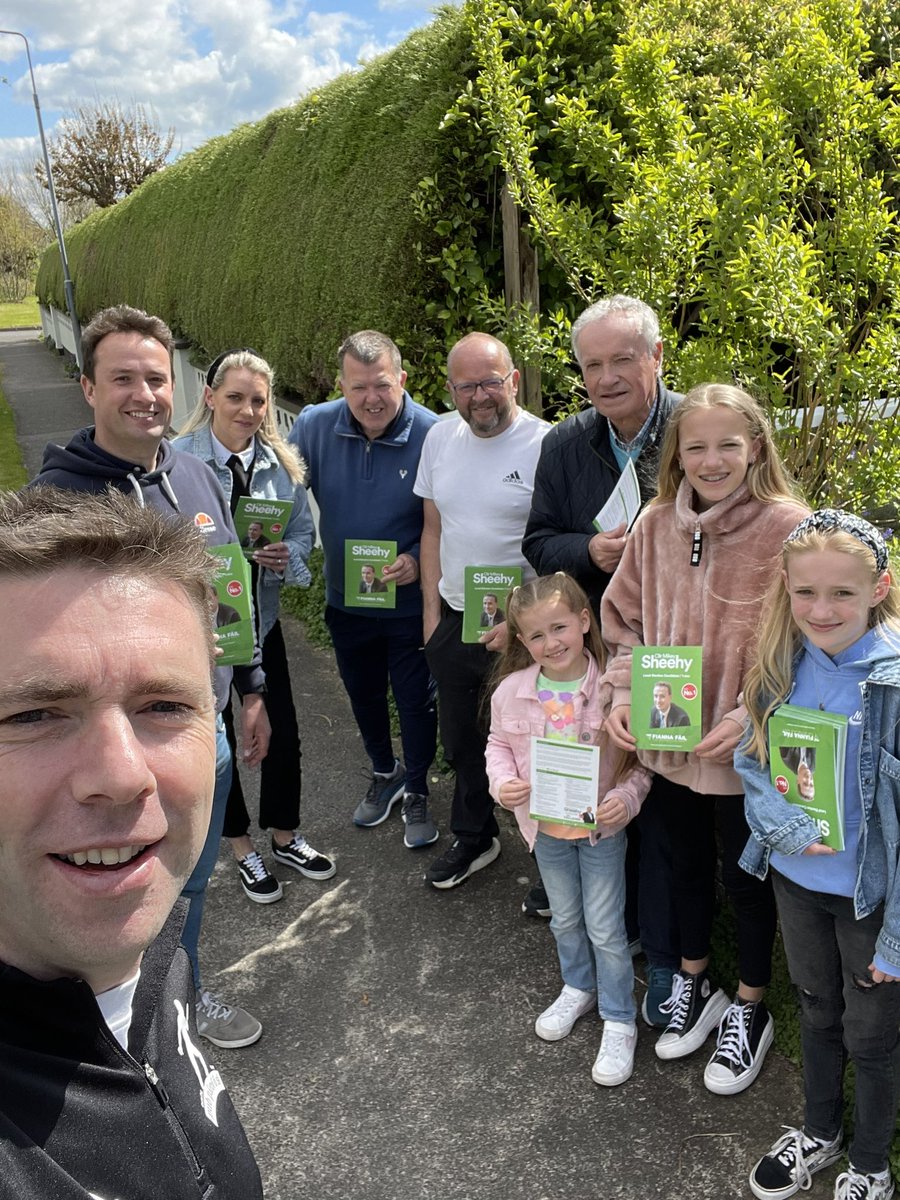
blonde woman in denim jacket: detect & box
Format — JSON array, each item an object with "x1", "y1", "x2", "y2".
[{"x1": 174, "y1": 350, "x2": 335, "y2": 910}]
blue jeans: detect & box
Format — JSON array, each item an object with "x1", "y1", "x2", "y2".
[
  {"x1": 181, "y1": 714, "x2": 231, "y2": 988},
  {"x1": 534, "y1": 830, "x2": 636, "y2": 1024},
  {"x1": 773, "y1": 871, "x2": 900, "y2": 1174}
]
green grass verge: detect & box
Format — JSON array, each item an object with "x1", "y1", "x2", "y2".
[
  {"x1": 0, "y1": 380, "x2": 27, "y2": 488},
  {"x1": 0, "y1": 294, "x2": 40, "y2": 329}
]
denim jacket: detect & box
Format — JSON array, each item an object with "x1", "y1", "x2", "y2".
[
  {"x1": 738, "y1": 656, "x2": 900, "y2": 974},
  {"x1": 171, "y1": 428, "x2": 313, "y2": 641}
]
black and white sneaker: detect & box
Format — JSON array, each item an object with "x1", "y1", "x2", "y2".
[
  {"x1": 237, "y1": 851, "x2": 283, "y2": 904},
  {"x1": 424, "y1": 837, "x2": 501, "y2": 890},
  {"x1": 271, "y1": 835, "x2": 336, "y2": 880},
  {"x1": 654, "y1": 970, "x2": 729, "y2": 1060},
  {"x1": 704, "y1": 997, "x2": 774, "y2": 1094},
  {"x1": 522, "y1": 877, "x2": 552, "y2": 918},
  {"x1": 834, "y1": 1166, "x2": 895, "y2": 1200},
  {"x1": 748, "y1": 1126, "x2": 843, "y2": 1200}
]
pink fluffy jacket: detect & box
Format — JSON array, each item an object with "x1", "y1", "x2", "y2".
[
  {"x1": 486, "y1": 652, "x2": 652, "y2": 851},
  {"x1": 600, "y1": 481, "x2": 808, "y2": 795}
]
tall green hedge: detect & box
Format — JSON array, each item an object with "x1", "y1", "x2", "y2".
[
  {"x1": 37, "y1": 0, "x2": 900, "y2": 509},
  {"x1": 36, "y1": 9, "x2": 485, "y2": 405}
]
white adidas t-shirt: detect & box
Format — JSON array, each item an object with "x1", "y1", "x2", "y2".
[{"x1": 414, "y1": 409, "x2": 549, "y2": 610}]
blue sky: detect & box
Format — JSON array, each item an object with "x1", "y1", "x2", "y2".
[{"x1": 0, "y1": 1, "x2": 452, "y2": 182}]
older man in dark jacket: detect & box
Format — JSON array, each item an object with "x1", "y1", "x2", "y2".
[
  {"x1": 522, "y1": 294, "x2": 682, "y2": 1025},
  {"x1": 523, "y1": 294, "x2": 681, "y2": 612}
]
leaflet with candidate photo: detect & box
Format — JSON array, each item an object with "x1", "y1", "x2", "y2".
[
  {"x1": 631, "y1": 645, "x2": 703, "y2": 751},
  {"x1": 208, "y1": 543, "x2": 255, "y2": 666},
  {"x1": 529, "y1": 737, "x2": 601, "y2": 828},
  {"x1": 593, "y1": 458, "x2": 641, "y2": 533},
  {"x1": 768, "y1": 703, "x2": 848, "y2": 851},
  {"x1": 344, "y1": 539, "x2": 397, "y2": 608},
  {"x1": 462, "y1": 565, "x2": 522, "y2": 643},
  {"x1": 234, "y1": 497, "x2": 294, "y2": 560}
]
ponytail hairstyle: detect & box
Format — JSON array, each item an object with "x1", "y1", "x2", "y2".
[
  {"x1": 653, "y1": 383, "x2": 803, "y2": 508},
  {"x1": 179, "y1": 350, "x2": 306, "y2": 485},
  {"x1": 743, "y1": 514, "x2": 900, "y2": 762}
]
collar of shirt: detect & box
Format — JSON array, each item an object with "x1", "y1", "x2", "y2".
[
  {"x1": 211, "y1": 430, "x2": 255, "y2": 470},
  {"x1": 608, "y1": 394, "x2": 659, "y2": 472}
]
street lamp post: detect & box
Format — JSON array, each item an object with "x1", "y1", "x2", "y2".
[{"x1": 1, "y1": 28, "x2": 82, "y2": 367}]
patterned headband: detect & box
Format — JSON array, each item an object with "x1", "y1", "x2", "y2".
[
  {"x1": 206, "y1": 347, "x2": 262, "y2": 387},
  {"x1": 785, "y1": 509, "x2": 889, "y2": 572}
]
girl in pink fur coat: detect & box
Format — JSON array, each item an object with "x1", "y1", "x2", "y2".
[
  {"x1": 602, "y1": 383, "x2": 808, "y2": 1096},
  {"x1": 487, "y1": 573, "x2": 651, "y2": 1088}
]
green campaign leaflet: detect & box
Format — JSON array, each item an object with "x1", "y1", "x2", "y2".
[
  {"x1": 631, "y1": 646, "x2": 703, "y2": 751},
  {"x1": 233, "y1": 496, "x2": 294, "y2": 561},
  {"x1": 462, "y1": 565, "x2": 522, "y2": 643},
  {"x1": 768, "y1": 704, "x2": 848, "y2": 851},
  {"x1": 529, "y1": 737, "x2": 601, "y2": 828},
  {"x1": 344, "y1": 539, "x2": 397, "y2": 608},
  {"x1": 208, "y1": 543, "x2": 255, "y2": 667}
]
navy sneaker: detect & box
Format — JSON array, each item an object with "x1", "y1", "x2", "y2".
[{"x1": 641, "y1": 965, "x2": 675, "y2": 1028}]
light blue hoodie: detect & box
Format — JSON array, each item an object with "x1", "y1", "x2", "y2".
[{"x1": 770, "y1": 628, "x2": 900, "y2": 897}]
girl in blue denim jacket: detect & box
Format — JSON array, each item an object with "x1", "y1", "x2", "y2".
[{"x1": 737, "y1": 511, "x2": 900, "y2": 1200}]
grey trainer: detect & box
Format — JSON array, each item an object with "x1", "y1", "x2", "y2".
[
  {"x1": 401, "y1": 793, "x2": 439, "y2": 847},
  {"x1": 353, "y1": 759, "x2": 406, "y2": 827},
  {"x1": 195, "y1": 989, "x2": 262, "y2": 1049}
]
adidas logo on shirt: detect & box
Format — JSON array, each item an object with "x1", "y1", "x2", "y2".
[{"x1": 502, "y1": 470, "x2": 525, "y2": 485}]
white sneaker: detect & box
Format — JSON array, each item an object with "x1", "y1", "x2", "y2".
[
  {"x1": 534, "y1": 984, "x2": 596, "y2": 1042},
  {"x1": 591, "y1": 1020, "x2": 637, "y2": 1086},
  {"x1": 834, "y1": 1167, "x2": 895, "y2": 1200}
]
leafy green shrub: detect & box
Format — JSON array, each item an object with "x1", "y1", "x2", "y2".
[
  {"x1": 280, "y1": 548, "x2": 330, "y2": 650},
  {"x1": 464, "y1": 0, "x2": 900, "y2": 512}
]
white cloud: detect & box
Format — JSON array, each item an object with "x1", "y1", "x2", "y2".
[{"x1": 0, "y1": 0, "x2": 422, "y2": 178}]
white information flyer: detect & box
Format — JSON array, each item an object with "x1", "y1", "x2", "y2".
[
  {"x1": 592, "y1": 458, "x2": 641, "y2": 533},
  {"x1": 529, "y1": 737, "x2": 601, "y2": 828}
]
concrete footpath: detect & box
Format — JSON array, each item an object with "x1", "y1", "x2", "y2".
[{"x1": 0, "y1": 330, "x2": 832, "y2": 1200}]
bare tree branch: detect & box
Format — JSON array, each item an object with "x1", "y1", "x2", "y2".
[{"x1": 35, "y1": 100, "x2": 175, "y2": 209}]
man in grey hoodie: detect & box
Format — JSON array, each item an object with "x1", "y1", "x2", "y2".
[{"x1": 34, "y1": 304, "x2": 270, "y2": 1050}]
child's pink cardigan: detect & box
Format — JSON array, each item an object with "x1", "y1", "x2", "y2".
[{"x1": 486, "y1": 653, "x2": 652, "y2": 852}]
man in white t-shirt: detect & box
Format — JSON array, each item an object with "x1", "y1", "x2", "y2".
[{"x1": 415, "y1": 333, "x2": 549, "y2": 889}]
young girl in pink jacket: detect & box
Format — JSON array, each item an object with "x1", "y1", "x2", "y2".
[
  {"x1": 601, "y1": 382, "x2": 808, "y2": 1096},
  {"x1": 486, "y1": 572, "x2": 651, "y2": 1087}
]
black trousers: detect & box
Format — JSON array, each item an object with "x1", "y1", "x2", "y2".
[
  {"x1": 424, "y1": 606, "x2": 499, "y2": 845},
  {"x1": 222, "y1": 620, "x2": 302, "y2": 838},
  {"x1": 657, "y1": 774, "x2": 777, "y2": 988},
  {"x1": 324, "y1": 606, "x2": 437, "y2": 795}
]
